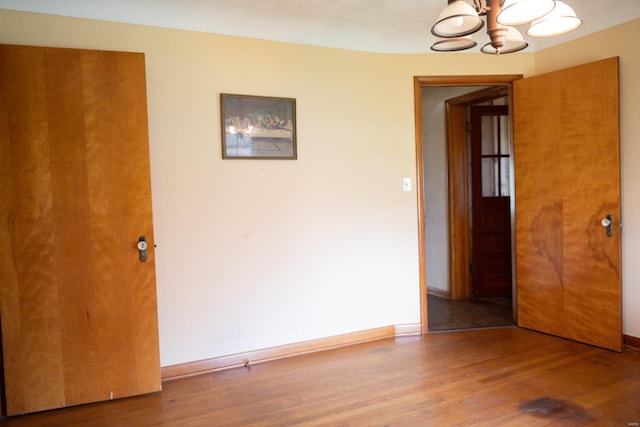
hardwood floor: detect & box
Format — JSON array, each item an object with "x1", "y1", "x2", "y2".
[
  {"x1": 428, "y1": 295, "x2": 514, "y2": 331},
  {"x1": 1, "y1": 328, "x2": 639, "y2": 426}
]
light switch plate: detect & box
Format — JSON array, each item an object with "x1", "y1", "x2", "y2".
[{"x1": 403, "y1": 177, "x2": 411, "y2": 192}]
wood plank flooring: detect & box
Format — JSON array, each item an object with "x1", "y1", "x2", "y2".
[{"x1": 1, "y1": 327, "x2": 639, "y2": 426}]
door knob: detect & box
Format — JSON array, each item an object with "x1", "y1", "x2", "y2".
[
  {"x1": 601, "y1": 215, "x2": 613, "y2": 237},
  {"x1": 137, "y1": 236, "x2": 148, "y2": 262}
]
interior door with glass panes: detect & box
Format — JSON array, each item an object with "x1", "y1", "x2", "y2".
[{"x1": 470, "y1": 105, "x2": 512, "y2": 298}]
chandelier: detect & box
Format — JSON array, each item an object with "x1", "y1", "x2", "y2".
[{"x1": 430, "y1": 0, "x2": 582, "y2": 54}]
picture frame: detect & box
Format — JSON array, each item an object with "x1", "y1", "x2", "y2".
[{"x1": 220, "y1": 93, "x2": 297, "y2": 159}]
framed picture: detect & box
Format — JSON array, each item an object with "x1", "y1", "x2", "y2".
[{"x1": 220, "y1": 94, "x2": 297, "y2": 159}]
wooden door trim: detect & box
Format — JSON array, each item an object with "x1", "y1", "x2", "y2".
[
  {"x1": 414, "y1": 75, "x2": 522, "y2": 334},
  {"x1": 445, "y1": 101, "x2": 472, "y2": 300}
]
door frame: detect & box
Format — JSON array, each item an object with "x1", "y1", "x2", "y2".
[
  {"x1": 414, "y1": 75, "x2": 522, "y2": 334},
  {"x1": 446, "y1": 86, "x2": 509, "y2": 300}
]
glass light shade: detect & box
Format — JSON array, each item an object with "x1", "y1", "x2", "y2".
[
  {"x1": 431, "y1": 37, "x2": 477, "y2": 52},
  {"x1": 431, "y1": 1, "x2": 484, "y2": 38},
  {"x1": 480, "y1": 26, "x2": 529, "y2": 54},
  {"x1": 497, "y1": 0, "x2": 556, "y2": 26},
  {"x1": 527, "y1": 1, "x2": 582, "y2": 37}
]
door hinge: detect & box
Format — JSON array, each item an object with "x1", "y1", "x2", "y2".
[
  {"x1": 466, "y1": 121, "x2": 472, "y2": 133},
  {"x1": 469, "y1": 263, "x2": 474, "y2": 275}
]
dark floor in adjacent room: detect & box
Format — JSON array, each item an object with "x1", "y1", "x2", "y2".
[{"x1": 428, "y1": 294, "x2": 514, "y2": 331}]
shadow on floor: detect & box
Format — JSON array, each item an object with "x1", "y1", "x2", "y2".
[{"x1": 428, "y1": 294, "x2": 515, "y2": 332}]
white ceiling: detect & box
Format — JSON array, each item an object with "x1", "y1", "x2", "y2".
[{"x1": 1, "y1": 0, "x2": 639, "y2": 53}]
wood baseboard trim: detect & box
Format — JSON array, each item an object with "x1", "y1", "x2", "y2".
[
  {"x1": 624, "y1": 334, "x2": 640, "y2": 349},
  {"x1": 162, "y1": 324, "x2": 421, "y2": 381},
  {"x1": 395, "y1": 323, "x2": 422, "y2": 336},
  {"x1": 427, "y1": 287, "x2": 451, "y2": 299}
]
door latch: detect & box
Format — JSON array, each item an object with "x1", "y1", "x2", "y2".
[
  {"x1": 601, "y1": 215, "x2": 613, "y2": 237},
  {"x1": 137, "y1": 236, "x2": 148, "y2": 262}
]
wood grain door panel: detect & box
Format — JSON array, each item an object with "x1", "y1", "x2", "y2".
[
  {"x1": 514, "y1": 57, "x2": 621, "y2": 351},
  {"x1": 0, "y1": 45, "x2": 161, "y2": 415}
]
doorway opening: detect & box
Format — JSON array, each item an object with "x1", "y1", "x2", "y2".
[{"x1": 413, "y1": 75, "x2": 522, "y2": 334}]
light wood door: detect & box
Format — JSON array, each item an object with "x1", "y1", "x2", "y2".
[
  {"x1": 514, "y1": 57, "x2": 621, "y2": 351},
  {"x1": 0, "y1": 45, "x2": 161, "y2": 415}
]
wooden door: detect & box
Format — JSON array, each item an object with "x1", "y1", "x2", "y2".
[
  {"x1": 470, "y1": 105, "x2": 512, "y2": 298},
  {"x1": 514, "y1": 57, "x2": 621, "y2": 351},
  {"x1": 0, "y1": 45, "x2": 161, "y2": 415}
]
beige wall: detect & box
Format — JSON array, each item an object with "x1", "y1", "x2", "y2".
[{"x1": 0, "y1": 9, "x2": 635, "y2": 367}]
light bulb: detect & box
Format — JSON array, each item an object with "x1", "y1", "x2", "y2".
[{"x1": 451, "y1": 16, "x2": 464, "y2": 28}]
